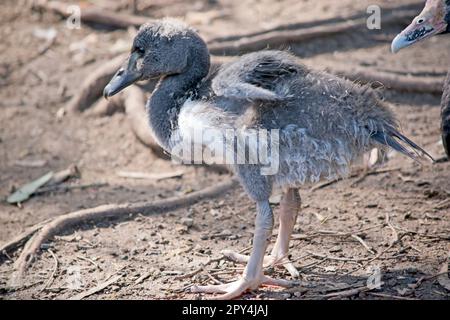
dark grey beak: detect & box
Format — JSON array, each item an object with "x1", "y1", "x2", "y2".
[{"x1": 103, "y1": 53, "x2": 142, "y2": 99}]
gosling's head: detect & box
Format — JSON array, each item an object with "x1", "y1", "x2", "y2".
[
  {"x1": 391, "y1": 0, "x2": 450, "y2": 53},
  {"x1": 104, "y1": 19, "x2": 209, "y2": 98}
]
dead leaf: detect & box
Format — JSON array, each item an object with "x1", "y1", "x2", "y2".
[{"x1": 7, "y1": 171, "x2": 54, "y2": 204}]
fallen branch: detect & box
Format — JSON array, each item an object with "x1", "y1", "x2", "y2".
[
  {"x1": 207, "y1": 9, "x2": 418, "y2": 55},
  {"x1": 32, "y1": 0, "x2": 152, "y2": 29},
  {"x1": 122, "y1": 86, "x2": 169, "y2": 159},
  {"x1": 34, "y1": 182, "x2": 108, "y2": 196},
  {"x1": 174, "y1": 256, "x2": 225, "y2": 281},
  {"x1": 116, "y1": 170, "x2": 184, "y2": 181},
  {"x1": 311, "y1": 168, "x2": 401, "y2": 191},
  {"x1": 0, "y1": 218, "x2": 52, "y2": 262},
  {"x1": 12, "y1": 178, "x2": 238, "y2": 281},
  {"x1": 69, "y1": 274, "x2": 123, "y2": 300},
  {"x1": 66, "y1": 53, "x2": 127, "y2": 114},
  {"x1": 367, "y1": 292, "x2": 417, "y2": 300},
  {"x1": 332, "y1": 66, "x2": 444, "y2": 94},
  {"x1": 39, "y1": 249, "x2": 58, "y2": 293}
]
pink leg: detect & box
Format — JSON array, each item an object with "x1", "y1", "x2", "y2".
[
  {"x1": 191, "y1": 200, "x2": 296, "y2": 299},
  {"x1": 222, "y1": 188, "x2": 301, "y2": 277}
]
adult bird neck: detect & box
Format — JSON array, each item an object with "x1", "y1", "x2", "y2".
[{"x1": 147, "y1": 51, "x2": 210, "y2": 151}]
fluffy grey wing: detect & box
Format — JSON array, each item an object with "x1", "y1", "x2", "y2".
[{"x1": 212, "y1": 52, "x2": 300, "y2": 102}]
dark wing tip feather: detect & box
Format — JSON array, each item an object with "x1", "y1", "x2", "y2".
[{"x1": 371, "y1": 127, "x2": 435, "y2": 164}]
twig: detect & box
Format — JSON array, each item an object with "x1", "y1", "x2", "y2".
[
  {"x1": 116, "y1": 170, "x2": 184, "y2": 181},
  {"x1": 311, "y1": 168, "x2": 401, "y2": 191},
  {"x1": 385, "y1": 212, "x2": 399, "y2": 245},
  {"x1": 291, "y1": 223, "x2": 384, "y2": 241},
  {"x1": 410, "y1": 271, "x2": 450, "y2": 290},
  {"x1": 32, "y1": 0, "x2": 152, "y2": 29},
  {"x1": 12, "y1": 179, "x2": 238, "y2": 280},
  {"x1": 121, "y1": 86, "x2": 170, "y2": 159},
  {"x1": 39, "y1": 249, "x2": 58, "y2": 293},
  {"x1": 306, "y1": 251, "x2": 369, "y2": 263},
  {"x1": 205, "y1": 272, "x2": 223, "y2": 285},
  {"x1": 69, "y1": 274, "x2": 123, "y2": 300},
  {"x1": 134, "y1": 271, "x2": 153, "y2": 285},
  {"x1": 313, "y1": 286, "x2": 371, "y2": 299},
  {"x1": 77, "y1": 255, "x2": 100, "y2": 270},
  {"x1": 174, "y1": 255, "x2": 225, "y2": 281},
  {"x1": 351, "y1": 234, "x2": 376, "y2": 255},
  {"x1": 392, "y1": 224, "x2": 450, "y2": 241},
  {"x1": 0, "y1": 218, "x2": 53, "y2": 261},
  {"x1": 368, "y1": 292, "x2": 417, "y2": 300},
  {"x1": 66, "y1": 53, "x2": 127, "y2": 113},
  {"x1": 34, "y1": 183, "x2": 108, "y2": 196},
  {"x1": 207, "y1": 8, "x2": 419, "y2": 55},
  {"x1": 332, "y1": 66, "x2": 444, "y2": 94}
]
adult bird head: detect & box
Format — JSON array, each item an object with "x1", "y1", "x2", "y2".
[
  {"x1": 391, "y1": 0, "x2": 450, "y2": 53},
  {"x1": 103, "y1": 19, "x2": 208, "y2": 98}
]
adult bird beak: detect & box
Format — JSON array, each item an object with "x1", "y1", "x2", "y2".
[
  {"x1": 391, "y1": 0, "x2": 448, "y2": 53},
  {"x1": 103, "y1": 52, "x2": 143, "y2": 99}
]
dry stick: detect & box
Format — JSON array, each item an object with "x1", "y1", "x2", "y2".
[
  {"x1": 122, "y1": 86, "x2": 170, "y2": 159},
  {"x1": 291, "y1": 223, "x2": 384, "y2": 241},
  {"x1": 34, "y1": 183, "x2": 108, "y2": 196},
  {"x1": 174, "y1": 255, "x2": 225, "y2": 281},
  {"x1": 0, "y1": 218, "x2": 53, "y2": 261},
  {"x1": 332, "y1": 67, "x2": 444, "y2": 94},
  {"x1": 13, "y1": 179, "x2": 238, "y2": 280},
  {"x1": 66, "y1": 53, "x2": 127, "y2": 114},
  {"x1": 351, "y1": 234, "x2": 376, "y2": 255},
  {"x1": 392, "y1": 224, "x2": 450, "y2": 241},
  {"x1": 385, "y1": 212, "x2": 399, "y2": 245},
  {"x1": 32, "y1": 0, "x2": 152, "y2": 29},
  {"x1": 39, "y1": 249, "x2": 58, "y2": 293},
  {"x1": 306, "y1": 251, "x2": 369, "y2": 264},
  {"x1": 207, "y1": 9, "x2": 418, "y2": 54},
  {"x1": 311, "y1": 168, "x2": 401, "y2": 191},
  {"x1": 178, "y1": 248, "x2": 251, "y2": 282},
  {"x1": 69, "y1": 274, "x2": 123, "y2": 300},
  {"x1": 367, "y1": 292, "x2": 417, "y2": 300}
]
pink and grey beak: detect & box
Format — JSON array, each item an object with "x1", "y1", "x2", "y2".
[{"x1": 391, "y1": 0, "x2": 449, "y2": 53}]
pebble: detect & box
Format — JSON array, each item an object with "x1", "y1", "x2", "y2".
[{"x1": 181, "y1": 218, "x2": 194, "y2": 228}]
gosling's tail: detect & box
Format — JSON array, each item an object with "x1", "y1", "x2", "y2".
[{"x1": 371, "y1": 125, "x2": 434, "y2": 163}]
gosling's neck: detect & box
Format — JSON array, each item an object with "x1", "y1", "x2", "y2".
[{"x1": 146, "y1": 50, "x2": 210, "y2": 151}]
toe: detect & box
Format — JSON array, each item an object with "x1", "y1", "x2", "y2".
[
  {"x1": 221, "y1": 250, "x2": 250, "y2": 263},
  {"x1": 191, "y1": 283, "x2": 229, "y2": 294},
  {"x1": 262, "y1": 275, "x2": 298, "y2": 288}
]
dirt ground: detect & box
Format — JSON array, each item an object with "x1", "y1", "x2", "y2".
[{"x1": 0, "y1": 0, "x2": 449, "y2": 300}]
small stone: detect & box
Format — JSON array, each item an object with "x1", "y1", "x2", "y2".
[{"x1": 181, "y1": 218, "x2": 194, "y2": 228}]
